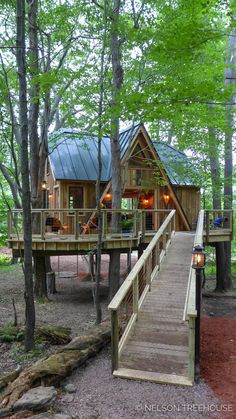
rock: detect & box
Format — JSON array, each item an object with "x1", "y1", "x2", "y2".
[
  {"x1": 64, "y1": 384, "x2": 76, "y2": 394},
  {"x1": 61, "y1": 394, "x2": 74, "y2": 403},
  {"x1": 27, "y1": 414, "x2": 72, "y2": 419},
  {"x1": 0, "y1": 407, "x2": 11, "y2": 418},
  {"x1": 13, "y1": 386, "x2": 57, "y2": 412}
]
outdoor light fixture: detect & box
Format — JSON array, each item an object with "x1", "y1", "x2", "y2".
[
  {"x1": 105, "y1": 193, "x2": 112, "y2": 200},
  {"x1": 41, "y1": 180, "x2": 47, "y2": 190},
  {"x1": 191, "y1": 243, "x2": 206, "y2": 384},
  {"x1": 192, "y1": 245, "x2": 206, "y2": 269},
  {"x1": 162, "y1": 193, "x2": 170, "y2": 206}
]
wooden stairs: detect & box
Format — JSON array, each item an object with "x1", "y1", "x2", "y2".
[{"x1": 113, "y1": 232, "x2": 195, "y2": 386}]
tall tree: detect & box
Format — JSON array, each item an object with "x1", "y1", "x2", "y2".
[
  {"x1": 16, "y1": 0, "x2": 35, "y2": 351},
  {"x1": 109, "y1": 0, "x2": 124, "y2": 301}
]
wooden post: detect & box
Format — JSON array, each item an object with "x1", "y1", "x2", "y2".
[
  {"x1": 141, "y1": 211, "x2": 145, "y2": 241},
  {"x1": 168, "y1": 222, "x2": 171, "y2": 244},
  {"x1": 102, "y1": 211, "x2": 108, "y2": 238},
  {"x1": 156, "y1": 241, "x2": 160, "y2": 270},
  {"x1": 47, "y1": 271, "x2": 56, "y2": 294},
  {"x1": 8, "y1": 211, "x2": 12, "y2": 239},
  {"x1": 206, "y1": 211, "x2": 209, "y2": 244},
  {"x1": 162, "y1": 230, "x2": 166, "y2": 254},
  {"x1": 41, "y1": 210, "x2": 45, "y2": 240},
  {"x1": 133, "y1": 275, "x2": 139, "y2": 316},
  {"x1": 188, "y1": 316, "x2": 195, "y2": 382},
  {"x1": 147, "y1": 256, "x2": 152, "y2": 291},
  {"x1": 75, "y1": 210, "x2": 79, "y2": 240},
  {"x1": 111, "y1": 310, "x2": 119, "y2": 372},
  {"x1": 195, "y1": 269, "x2": 202, "y2": 383},
  {"x1": 127, "y1": 250, "x2": 132, "y2": 273}
]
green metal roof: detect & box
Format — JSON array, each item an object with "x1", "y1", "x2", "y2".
[
  {"x1": 153, "y1": 141, "x2": 199, "y2": 186},
  {"x1": 48, "y1": 123, "x2": 198, "y2": 186}
]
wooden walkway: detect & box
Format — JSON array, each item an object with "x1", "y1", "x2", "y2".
[{"x1": 114, "y1": 232, "x2": 195, "y2": 386}]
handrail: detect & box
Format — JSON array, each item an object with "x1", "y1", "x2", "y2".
[
  {"x1": 183, "y1": 209, "x2": 204, "y2": 322},
  {"x1": 109, "y1": 210, "x2": 175, "y2": 311},
  {"x1": 108, "y1": 210, "x2": 176, "y2": 371}
]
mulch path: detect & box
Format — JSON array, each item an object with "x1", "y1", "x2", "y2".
[{"x1": 201, "y1": 316, "x2": 236, "y2": 418}]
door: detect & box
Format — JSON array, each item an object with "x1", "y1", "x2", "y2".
[{"x1": 68, "y1": 186, "x2": 83, "y2": 209}]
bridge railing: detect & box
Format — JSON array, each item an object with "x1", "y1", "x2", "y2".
[
  {"x1": 108, "y1": 210, "x2": 176, "y2": 372},
  {"x1": 183, "y1": 209, "x2": 204, "y2": 383}
]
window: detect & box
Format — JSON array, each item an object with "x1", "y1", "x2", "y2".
[{"x1": 69, "y1": 186, "x2": 83, "y2": 209}]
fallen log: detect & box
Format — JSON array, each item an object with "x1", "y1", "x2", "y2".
[
  {"x1": 0, "y1": 368, "x2": 22, "y2": 391},
  {"x1": 35, "y1": 325, "x2": 71, "y2": 345},
  {"x1": 0, "y1": 321, "x2": 110, "y2": 411}
]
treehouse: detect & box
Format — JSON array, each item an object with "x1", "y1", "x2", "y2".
[
  {"x1": 43, "y1": 123, "x2": 200, "y2": 233},
  {"x1": 7, "y1": 123, "x2": 233, "y2": 387}
]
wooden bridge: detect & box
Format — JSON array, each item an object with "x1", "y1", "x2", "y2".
[
  {"x1": 108, "y1": 209, "x2": 233, "y2": 386},
  {"x1": 7, "y1": 206, "x2": 233, "y2": 384}
]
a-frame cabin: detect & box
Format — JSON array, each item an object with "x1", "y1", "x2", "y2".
[{"x1": 45, "y1": 123, "x2": 200, "y2": 232}]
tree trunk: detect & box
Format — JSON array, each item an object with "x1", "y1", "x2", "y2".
[
  {"x1": 34, "y1": 256, "x2": 48, "y2": 300},
  {"x1": 222, "y1": 24, "x2": 235, "y2": 291},
  {"x1": 109, "y1": 0, "x2": 123, "y2": 301},
  {"x1": 215, "y1": 242, "x2": 226, "y2": 292},
  {"x1": 16, "y1": 0, "x2": 35, "y2": 351},
  {"x1": 109, "y1": 250, "x2": 120, "y2": 301},
  {"x1": 208, "y1": 105, "x2": 222, "y2": 210},
  {"x1": 94, "y1": 0, "x2": 108, "y2": 324}
]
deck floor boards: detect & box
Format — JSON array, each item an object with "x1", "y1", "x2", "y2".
[{"x1": 118, "y1": 232, "x2": 195, "y2": 384}]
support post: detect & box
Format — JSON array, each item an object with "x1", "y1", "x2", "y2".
[
  {"x1": 206, "y1": 211, "x2": 209, "y2": 243},
  {"x1": 75, "y1": 210, "x2": 79, "y2": 240},
  {"x1": 195, "y1": 269, "x2": 202, "y2": 383},
  {"x1": 111, "y1": 310, "x2": 119, "y2": 372},
  {"x1": 41, "y1": 210, "x2": 45, "y2": 240}
]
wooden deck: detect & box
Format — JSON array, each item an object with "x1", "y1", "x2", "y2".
[
  {"x1": 9, "y1": 233, "x2": 141, "y2": 255},
  {"x1": 113, "y1": 232, "x2": 195, "y2": 386},
  {"x1": 9, "y1": 227, "x2": 231, "y2": 256}
]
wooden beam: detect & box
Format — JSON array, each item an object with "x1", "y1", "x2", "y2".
[{"x1": 113, "y1": 368, "x2": 192, "y2": 386}]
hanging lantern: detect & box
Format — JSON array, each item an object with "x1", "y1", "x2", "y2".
[{"x1": 192, "y1": 245, "x2": 206, "y2": 269}]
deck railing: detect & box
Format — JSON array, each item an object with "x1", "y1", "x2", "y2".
[
  {"x1": 8, "y1": 208, "x2": 173, "y2": 242},
  {"x1": 204, "y1": 209, "x2": 233, "y2": 243},
  {"x1": 108, "y1": 210, "x2": 176, "y2": 372},
  {"x1": 183, "y1": 209, "x2": 204, "y2": 383}
]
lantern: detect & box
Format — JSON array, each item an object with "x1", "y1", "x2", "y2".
[{"x1": 192, "y1": 245, "x2": 206, "y2": 269}]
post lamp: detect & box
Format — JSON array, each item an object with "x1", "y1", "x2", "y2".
[
  {"x1": 192, "y1": 244, "x2": 206, "y2": 384},
  {"x1": 41, "y1": 180, "x2": 47, "y2": 208}
]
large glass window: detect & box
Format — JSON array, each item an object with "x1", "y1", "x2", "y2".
[{"x1": 69, "y1": 186, "x2": 83, "y2": 209}]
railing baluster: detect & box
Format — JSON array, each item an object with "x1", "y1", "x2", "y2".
[
  {"x1": 133, "y1": 275, "x2": 139, "y2": 316},
  {"x1": 162, "y1": 229, "x2": 166, "y2": 254}
]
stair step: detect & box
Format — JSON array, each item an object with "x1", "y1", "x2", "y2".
[{"x1": 113, "y1": 368, "x2": 192, "y2": 386}]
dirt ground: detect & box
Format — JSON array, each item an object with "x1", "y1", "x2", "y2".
[{"x1": 0, "y1": 251, "x2": 235, "y2": 418}]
